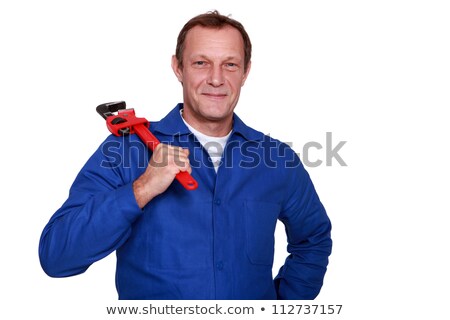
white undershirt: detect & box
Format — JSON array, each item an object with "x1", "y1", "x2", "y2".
[{"x1": 181, "y1": 111, "x2": 231, "y2": 172}]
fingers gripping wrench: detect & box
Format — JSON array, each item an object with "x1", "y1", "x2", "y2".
[{"x1": 96, "y1": 101, "x2": 198, "y2": 191}]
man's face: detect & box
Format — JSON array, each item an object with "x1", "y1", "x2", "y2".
[{"x1": 172, "y1": 26, "x2": 251, "y2": 132}]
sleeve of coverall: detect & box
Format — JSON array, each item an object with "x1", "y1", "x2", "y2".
[
  {"x1": 274, "y1": 157, "x2": 332, "y2": 300},
  {"x1": 38, "y1": 135, "x2": 144, "y2": 277}
]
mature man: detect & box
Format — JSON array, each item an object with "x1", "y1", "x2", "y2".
[{"x1": 39, "y1": 11, "x2": 332, "y2": 300}]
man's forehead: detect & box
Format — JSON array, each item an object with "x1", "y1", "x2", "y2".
[
  {"x1": 184, "y1": 26, "x2": 245, "y2": 55},
  {"x1": 185, "y1": 25, "x2": 243, "y2": 43}
]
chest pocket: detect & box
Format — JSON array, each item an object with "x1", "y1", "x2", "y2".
[{"x1": 244, "y1": 201, "x2": 281, "y2": 266}]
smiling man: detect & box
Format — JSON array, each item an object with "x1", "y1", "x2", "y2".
[
  {"x1": 39, "y1": 11, "x2": 332, "y2": 300},
  {"x1": 173, "y1": 25, "x2": 250, "y2": 135}
]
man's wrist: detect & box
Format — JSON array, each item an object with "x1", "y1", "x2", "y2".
[{"x1": 132, "y1": 178, "x2": 156, "y2": 209}]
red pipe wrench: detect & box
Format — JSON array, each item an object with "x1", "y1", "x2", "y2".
[{"x1": 96, "y1": 101, "x2": 198, "y2": 190}]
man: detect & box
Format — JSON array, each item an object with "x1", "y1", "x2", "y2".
[{"x1": 39, "y1": 11, "x2": 332, "y2": 300}]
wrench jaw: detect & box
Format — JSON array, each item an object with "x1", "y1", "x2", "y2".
[
  {"x1": 96, "y1": 101, "x2": 127, "y2": 120},
  {"x1": 96, "y1": 101, "x2": 147, "y2": 137}
]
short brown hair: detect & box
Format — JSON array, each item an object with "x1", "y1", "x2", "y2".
[{"x1": 175, "y1": 10, "x2": 252, "y2": 72}]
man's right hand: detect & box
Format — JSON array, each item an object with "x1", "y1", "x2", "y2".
[{"x1": 132, "y1": 144, "x2": 192, "y2": 208}]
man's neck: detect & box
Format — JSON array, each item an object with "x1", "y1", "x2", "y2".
[{"x1": 181, "y1": 109, "x2": 233, "y2": 137}]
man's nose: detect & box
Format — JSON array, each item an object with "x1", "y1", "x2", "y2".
[{"x1": 207, "y1": 65, "x2": 225, "y2": 87}]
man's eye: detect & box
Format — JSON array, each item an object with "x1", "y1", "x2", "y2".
[
  {"x1": 225, "y1": 63, "x2": 239, "y2": 70},
  {"x1": 194, "y1": 61, "x2": 206, "y2": 66}
]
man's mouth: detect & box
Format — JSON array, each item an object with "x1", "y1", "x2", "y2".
[
  {"x1": 202, "y1": 93, "x2": 228, "y2": 99},
  {"x1": 203, "y1": 93, "x2": 227, "y2": 96}
]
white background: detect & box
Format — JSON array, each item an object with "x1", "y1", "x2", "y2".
[{"x1": 1, "y1": 0, "x2": 449, "y2": 319}]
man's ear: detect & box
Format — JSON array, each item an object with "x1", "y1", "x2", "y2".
[
  {"x1": 241, "y1": 60, "x2": 252, "y2": 87},
  {"x1": 171, "y1": 55, "x2": 183, "y2": 83}
]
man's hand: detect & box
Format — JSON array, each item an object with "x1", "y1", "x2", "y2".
[{"x1": 133, "y1": 144, "x2": 192, "y2": 208}]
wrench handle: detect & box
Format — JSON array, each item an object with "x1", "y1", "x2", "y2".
[{"x1": 133, "y1": 123, "x2": 198, "y2": 191}]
